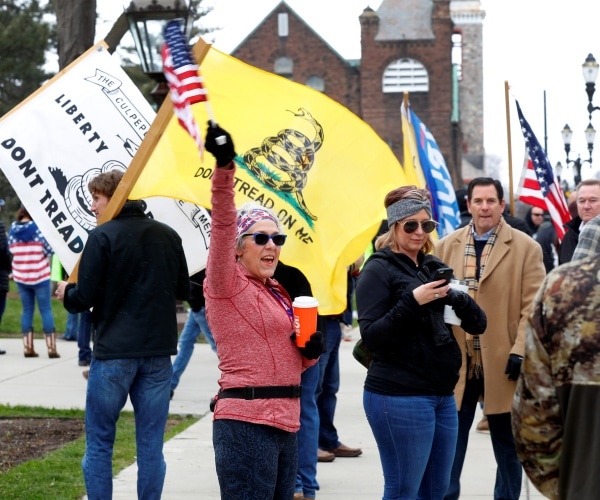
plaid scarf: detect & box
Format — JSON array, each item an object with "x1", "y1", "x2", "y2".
[{"x1": 463, "y1": 219, "x2": 502, "y2": 378}]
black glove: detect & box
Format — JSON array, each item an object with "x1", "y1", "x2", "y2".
[
  {"x1": 205, "y1": 122, "x2": 236, "y2": 167},
  {"x1": 444, "y1": 289, "x2": 470, "y2": 311},
  {"x1": 504, "y1": 354, "x2": 523, "y2": 381},
  {"x1": 299, "y1": 331, "x2": 325, "y2": 360}
]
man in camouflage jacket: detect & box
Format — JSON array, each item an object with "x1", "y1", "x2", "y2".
[{"x1": 512, "y1": 253, "x2": 600, "y2": 499}]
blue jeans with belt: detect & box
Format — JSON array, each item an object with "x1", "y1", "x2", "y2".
[
  {"x1": 364, "y1": 390, "x2": 458, "y2": 500},
  {"x1": 82, "y1": 356, "x2": 172, "y2": 500}
]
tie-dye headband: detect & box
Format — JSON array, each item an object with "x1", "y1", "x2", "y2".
[{"x1": 236, "y1": 208, "x2": 279, "y2": 237}]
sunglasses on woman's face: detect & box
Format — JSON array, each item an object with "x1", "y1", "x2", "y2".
[
  {"x1": 242, "y1": 232, "x2": 287, "y2": 246},
  {"x1": 400, "y1": 220, "x2": 438, "y2": 234}
]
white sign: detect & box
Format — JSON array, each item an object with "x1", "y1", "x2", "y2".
[{"x1": 0, "y1": 44, "x2": 209, "y2": 275}]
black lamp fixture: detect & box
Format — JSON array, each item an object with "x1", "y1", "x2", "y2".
[
  {"x1": 561, "y1": 123, "x2": 588, "y2": 186},
  {"x1": 559, "y1": 53, "x2": 600, "y2": 188},
  {"x1": 583, "y1": 53, "x2": 600, "y2": 121},
  {"x1": 125, "y1": 0, "x2": 191, "y2": 107}
]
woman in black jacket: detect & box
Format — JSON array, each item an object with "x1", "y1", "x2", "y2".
[{"x1": 356, "y1": 185, "x2": 486, "y2": 500}]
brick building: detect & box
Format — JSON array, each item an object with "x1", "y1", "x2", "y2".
[{"x1": 231, "y1": 0, "x2": 486, "y2": 186}]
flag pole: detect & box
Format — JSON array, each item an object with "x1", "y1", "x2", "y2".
[
  {"x1": 504, "y1": 80, "x2": 515, "y2": 216},
  {"x1": 68, "y1": 38, "x2": 212, "y2": 282}
]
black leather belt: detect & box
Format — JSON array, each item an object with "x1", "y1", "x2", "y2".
[{"x1": 218, "y1": 385, "x2": 302, "y2": 400}]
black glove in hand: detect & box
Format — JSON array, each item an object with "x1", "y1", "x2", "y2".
[
  {"x1": 205, "y1": 122, "x2": 236, "y2": 167},
  {"x1": 299, "y1": 331, "x2": 325, "y2": 360},
  {"x1": 504, "y1": 354, "x2": 523, "y2": 381},
  {"x1": 444, "y1": 289, "x2": 470, "y2": 310}
]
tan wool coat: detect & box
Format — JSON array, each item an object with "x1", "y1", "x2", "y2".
[{"x1": 435, "y1": 221, "x2": 545, "y2": 415}]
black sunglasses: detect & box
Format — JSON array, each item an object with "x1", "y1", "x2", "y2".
[
  {"x1": 242, "y1": 232, "x2": 287, "y2": 246},
  {"x1": 401, "y1": 220, "x2": 437, "y2": 234}
]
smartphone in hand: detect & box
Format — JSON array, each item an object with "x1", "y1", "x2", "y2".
[{"x1": 431, "y1": 267, "x2": 453, "y2": 287}]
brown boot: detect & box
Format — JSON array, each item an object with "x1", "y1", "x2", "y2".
[
  {"x1": 23, "y1": 331, "x2": 39, "y2": 358},
  {"x1": 45, "y1": 333, "x2": 60, "y2": 358}
]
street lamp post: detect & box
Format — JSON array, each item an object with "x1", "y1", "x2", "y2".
[
  {"x1": 561, "y1": 123, "x2": 589, "y2": 187},
  {"x1": 560, "y1": 54, "x2": 600, "y2": 189},
  {"x1": 124, "y1": 0, "x2": 191, "y2": 108},
  {"x1": 583, "y1": 53, "x2": 600, "y2": 121}
]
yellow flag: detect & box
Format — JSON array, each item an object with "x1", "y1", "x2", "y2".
[
  {"x1": 400, "y1": 95, "x2": 426, "y2": 188},
  {"x1": 130, "y1": 45, "x2": 406, "y2": 314}
]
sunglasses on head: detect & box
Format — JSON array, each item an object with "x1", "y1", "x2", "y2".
[
  {"x1": 400, "y1": 220, "x2": 438, "y2": 234},
  {"x1": 242, "y1": 232, "x2": 287, "y2": 246}
]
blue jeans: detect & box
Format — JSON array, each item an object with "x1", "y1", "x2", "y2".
[
  {"x1": 295, "y1": 363, "x2": 320, "y2": 498},
  {"x1": 445, "y1": 375, "x2": 522, "y2": 500},
  {"x1": 64, "y1": 312, "x2": 79, "y2": 340},
  {"x1": 82, "y1": 356, "x2": 172, "y2": 500},
  {"x1": 77, "y1": 310, "x2": 92, "y2": 363},
  {"x1": 316, "y1": 318, "x2": 342, "y2": 450},
  {"x1": 213, "y1": 419, "x2": 297, "y2": 499},
  {"x1": 16, "y1": 280, "x2": 55, "y2": 333},
  {"x1": 171, "y1": 307, "x2": 215, "y2": 392},
  {"x1": 364, "y1": 390, "x2": 458, "y2": 500}
]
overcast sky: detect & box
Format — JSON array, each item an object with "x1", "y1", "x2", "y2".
[{"x1": 97, "y1": 0, "x2": 600, "y2": 189}]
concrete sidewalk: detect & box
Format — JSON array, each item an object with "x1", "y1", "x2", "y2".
[{"x1": 0, "y1": 331, "x2": 543, "y2": 499}]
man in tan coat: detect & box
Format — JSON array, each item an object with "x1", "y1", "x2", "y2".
[{"x1": 436, "y1": 177, "x2": 545, "y2": 500}]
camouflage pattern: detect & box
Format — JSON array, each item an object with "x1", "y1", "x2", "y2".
[{"x1": 512, "y1": 254, "x2": 600, "y2": 500}]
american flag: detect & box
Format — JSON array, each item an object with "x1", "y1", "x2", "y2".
[
  {"x1": 162, "y1": 19, "x2": 207, "y2": 151},
  {"x1": 515, "y1": 100, "x2": 571, "y2": 240}
]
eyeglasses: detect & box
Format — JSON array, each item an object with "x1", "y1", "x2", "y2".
[
  {"x1": 242, "y1": 232, "x2": 287, "y2": 246},
  {"x1": 400, "y1": 220, "x2": 438, "y2": 234},
  {"x1": 531, "y1": 213, "x2": 544, "y2": 217}
]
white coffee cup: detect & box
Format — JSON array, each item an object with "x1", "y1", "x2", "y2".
[{"x1": 443, "y1": 279, "x2": 469, "y2": 326}]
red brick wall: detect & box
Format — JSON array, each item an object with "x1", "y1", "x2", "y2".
[{"x1": 232, "y1": 4, "x2": 360, "y2": 115}]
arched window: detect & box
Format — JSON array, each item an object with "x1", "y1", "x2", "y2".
[
  {"x1": 382, "y1": 58, "x2": 429, "y2": 93},
  {"x1": 274, "y1": 57, "x2": 293, "y2": 78},
  {"x1": 306, "y1": 76, "x2": 325, "y2": 92}
]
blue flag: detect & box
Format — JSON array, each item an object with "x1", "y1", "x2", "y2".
[{"x1": 408, "y1": 109, "x2": 460, "y2": 236}]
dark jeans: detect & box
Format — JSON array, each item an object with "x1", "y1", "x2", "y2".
[
  {"x1": 316, "y1": 318, "x2": 342, "y2": 450},
  {"x1": 445, "y1": 375, "x2": 522, "y2": 500},
  {"x1": 0, "y1": 290, "x2": 6, "y2": 322},
  {"x1": 77, "y1": 310, "x2": 92, "y2": 363},
  {"x1": 213, "y1": 419, "x2": 297, "y2": 499},
  {"x1": 295, "y1": 363, "x2": 320, "y2": 498}
]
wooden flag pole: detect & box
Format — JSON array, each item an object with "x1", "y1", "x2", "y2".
[
  {"x1": 504, "y1": 80, "x2": 515, "y2": 216},
  {"x1": 68, "y1": 37, "x2": 212, "y2": 282}
]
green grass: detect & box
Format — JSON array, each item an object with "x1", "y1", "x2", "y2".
[
  {"x1": 0, "y1": 404, "x2": 199, "y2": 499},
  {"x1": 1, "y1": 281, "x2": 68, "y2": 335}
]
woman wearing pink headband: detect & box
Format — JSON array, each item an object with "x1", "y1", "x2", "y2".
[{"x1": 203, "y1": 123, "x2": 324, "y2": 499}]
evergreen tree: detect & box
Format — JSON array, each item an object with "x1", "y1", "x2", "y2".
[
  {"x1": 0, "y1": 0, "x2": 54, "y2": 223},
  {"x1": 0, "y1": 0, "x2": 54, "y2": 117}
]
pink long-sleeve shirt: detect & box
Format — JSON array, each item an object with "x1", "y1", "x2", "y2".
[{"x1": 205, "y1": 165, "x2": 316, "y2": 433}]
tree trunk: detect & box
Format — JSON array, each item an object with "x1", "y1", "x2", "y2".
[{"x1": 52, "y1": 0, "x2": 97, "y2": 69}]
